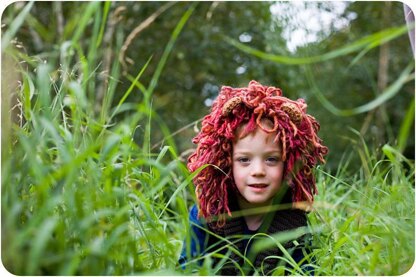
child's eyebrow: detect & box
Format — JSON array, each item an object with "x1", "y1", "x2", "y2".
[{"x1": 233, "y1": 150, "x2": 282, "y2": 156}]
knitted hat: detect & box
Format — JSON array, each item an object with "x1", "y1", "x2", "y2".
[{"x1": 187, "y1": 80, "x2": 328, "y2": 225}]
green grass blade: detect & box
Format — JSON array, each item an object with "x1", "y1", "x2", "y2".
[
  {"x1": 397, "y1": 98, "x2": 415, "y2": 153},
  {"x1": 106, "y1": 56, "x2": 152, "y2": 126},
  {"x1": 1, "y1": 2, "x2": 34, "y2": 51},
  {"x1": 95, "y1": 1, "x2": 111, "y2": 48},
  {"x1": 158, "y1": 164, "x2": 208, "y2": 219},
  {"x1": 71, "y1": 2, "x2": 101, "y2": 44},
  {"x1": 147, "y1": 2, "x2": 197, "y2": 99},
  {"x1": 27, "y1": 217, "x2": 58, "y2": 274},
  {"x1": 224, "y1": 24, "x2": 410, "y2": 65},
  {"x1": 306, "y1": 63, "x2": 414, "y2": 116}
]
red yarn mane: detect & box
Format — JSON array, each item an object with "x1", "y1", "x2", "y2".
[{"x1": 187, "y1": 81, "x2": 328, "y2": 226}]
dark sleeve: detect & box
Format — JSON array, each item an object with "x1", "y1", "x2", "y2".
[{"x1": 178, "y1": 204, "x2": 207, "y2": 267}]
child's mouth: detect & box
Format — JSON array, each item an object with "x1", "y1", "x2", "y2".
[{"x1": 248, "y1": 184, "x2": 268, "y2": 188}]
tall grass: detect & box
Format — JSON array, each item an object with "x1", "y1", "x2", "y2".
[
  {"x1": 2, "y1": 2, "x2": 414, "y2": 276},
  {"x1": 1, "y1": 2, "x2": 196, "y2": 275},
  {"x1": 310, "y1": 139, "x2": 415, "y2": 275}
]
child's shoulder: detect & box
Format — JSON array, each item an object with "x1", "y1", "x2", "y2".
[
  {"x1": 188, "y1": 204, "x2": 206, "y2": 227},
  {"x1": 189, "y1": 204, "x2": 199, "y2": 220}
]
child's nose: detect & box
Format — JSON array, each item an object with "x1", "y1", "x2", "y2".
[{"x1": 251, "y1": 160, "x2": 266, "y2": 176}]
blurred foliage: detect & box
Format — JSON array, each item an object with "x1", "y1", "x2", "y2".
[
  {"x1": 117, "y1": 1, "x2": 415, "y2": 172},
  {"x1": 2, "y1": 1, "x2": 414, "y2": 171}
]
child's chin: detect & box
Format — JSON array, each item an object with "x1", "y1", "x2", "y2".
[{"x1": 245, "y1": 197, "x2": 272, "y2": 206}]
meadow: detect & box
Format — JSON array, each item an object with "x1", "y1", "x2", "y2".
[{"x1": 1, "y1": 2, "x2": 415, "y2": 275}]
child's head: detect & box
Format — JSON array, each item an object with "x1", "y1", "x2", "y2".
[
  {"x1": 232, "y1": 118, "x2": 285, "y2": 209},
  {"x1": 188, "y1": 80, "x2": 328, "y2": 224}
]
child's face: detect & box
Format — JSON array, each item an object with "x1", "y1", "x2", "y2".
[{"x1": 232, "y1": 126, "x2": 284, "y2": 207}]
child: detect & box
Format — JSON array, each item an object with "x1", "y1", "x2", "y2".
[{"x1": 179, "y1": 80, "x2": 328, "y2": 275}]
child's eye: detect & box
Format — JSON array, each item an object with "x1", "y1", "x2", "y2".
[
  {"x1": 266, "y1": 156, "x2": 280, "y2": 164},
  {"x1": 237, "y1": 157, "x2": 250, "y2": 164}
]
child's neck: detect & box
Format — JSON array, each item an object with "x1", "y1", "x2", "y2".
[
  {"x1": 244, "y1": 213, "x2": 265, "y2": 231},
  {"x1": 237, "y1": 197, "x2": 273, "y2": 231}
]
